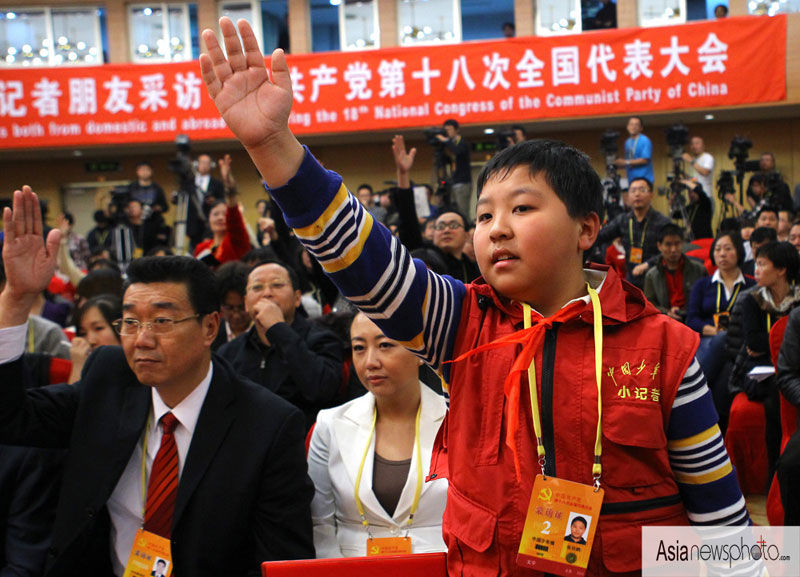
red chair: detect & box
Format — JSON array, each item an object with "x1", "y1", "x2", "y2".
[
  {"x1": 766, "y1": 317, "x2": 798, "y2": 525},
  {"x1": 725, "y1": 392, "x2": 769, "y2": 495},
  {"x1": 262, "y1": 552, "x2": 447, "y2": 577}
]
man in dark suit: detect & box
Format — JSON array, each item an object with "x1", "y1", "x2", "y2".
[{"x1": 0, "y1": 186, "x2": 314, "y2": 576}]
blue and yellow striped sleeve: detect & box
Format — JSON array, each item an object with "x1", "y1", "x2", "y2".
[
  {"x1": 667, "y1": 359, "x2": 751, "y2": 527},
  {"x1": 267, "y1": 146, "x2": 465, "y2": 370}
]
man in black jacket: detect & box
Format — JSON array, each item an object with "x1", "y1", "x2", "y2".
[
  {"x1": 0, "y1": 188, "x2": 314, "y2": 576},
  {"x1": 218, "y1": 260, "x2": 344, "y2": 430},
  {"x1": 776, "y1": 306, "x2": 800, "y2": 524}
]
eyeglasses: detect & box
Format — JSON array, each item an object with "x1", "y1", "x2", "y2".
[
  {"x1": 112, "y1": 315, "x2": 201, "y2": 336},
  {"x1": 220, "y1": 304, "x2": 246, "y2": 314},
  {"x1": 435, "y1": 221, "x2": 464, "y2": 231},
  {"x1": 247, "y1": 281, "x2": 290, "y2": 293}
]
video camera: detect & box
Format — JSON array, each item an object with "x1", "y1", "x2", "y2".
[
  {"x1": 599, "y1": 130, "x2": 623, "y2": 222},
  {"x1": 168, "y1": 134, "x2": 195, "y2": 189},
  {"x1": 423, "y1": 127, "x2": 447, "y2": 147},
  {"x1": 717, "y1": 170, "x2": 736, "y2": 200},
  {"x1": 665, "y1": 124, "x2": 689, "y2": 159}
]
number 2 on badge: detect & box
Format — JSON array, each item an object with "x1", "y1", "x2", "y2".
[{"x1": 540, "y1": 520, "x2": 551, "y2": 535}]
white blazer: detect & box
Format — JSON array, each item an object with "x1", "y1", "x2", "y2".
[{"x1": 308, "y1": 383, "x2": 448, "y2": 558}]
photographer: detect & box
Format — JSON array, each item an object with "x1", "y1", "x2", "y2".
[
  {"x1": 682, "y1": 179, "x2": 713, "y2": 239},
  {"x1": 747, "y1": 152, "x2": 793, "y2": 212},
  {"x1": 614, "y1": 116, "x2": 653, "y2": 186},
  {"x1": 435, "y1": 119, "x2": 472, "y2": 219},
  {"x1": 682, "y1": 136, "x2": 715, "y2": 214}
]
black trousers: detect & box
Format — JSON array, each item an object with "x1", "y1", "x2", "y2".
[{"x1": 777, "y1": 427, "x2": 800, "y2": 525}]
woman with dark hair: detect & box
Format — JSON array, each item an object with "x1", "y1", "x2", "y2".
[
  {"x1": 68, "y1": 295, "x2": 122, "y2": 383},
  {"x1": 193, "y1": 197, "x2": 251, "y2": 268},
  {"x1": 687, "y1": 231, "x2": 756, "y2": 412},
  {"x1": 733, "y1": 242, "x2": 800, "y2": 481}
]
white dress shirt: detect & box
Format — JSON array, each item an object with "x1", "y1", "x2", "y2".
[
  {"x1": 107, "y1": 362, "x2": 212, "y2": 575},
  {"x1": 711, "y1": 269, "x2": 746, "y2": 301}
]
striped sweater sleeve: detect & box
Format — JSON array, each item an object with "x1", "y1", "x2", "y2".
[
  {"x1": 267, "y1": 147, "x2": 465, "y2": 370},
  {"x1": 666, "y1": 358, "x2": 751, "y2": 527}
]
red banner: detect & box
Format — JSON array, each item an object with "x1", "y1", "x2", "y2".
[{"x1": 0, "y1": 15, "x2": 786, "y2": 150}]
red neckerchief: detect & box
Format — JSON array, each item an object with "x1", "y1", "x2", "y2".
[{"x1": 446, "y1": 299, "x2": 586, "y2": 481}]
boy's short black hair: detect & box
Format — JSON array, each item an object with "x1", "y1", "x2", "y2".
[
  {"x1": 750, "y1": 226, "x2": 778, "y2": 245},
  {"x1": 125, "y1": 256, "x2": 219, "y2": 316},
  {"x1": 658, "y1": 223, "x2": 685, "y2": 243},
  {"x1": 710, "y1": 231, "x2": 746, "y2": 268},
  {"x1": 755, "y1": 241, "x2": 800, "y2": 284},
  {"x1": 476, "y1": 139, "x2": 603, "y2": 219}
]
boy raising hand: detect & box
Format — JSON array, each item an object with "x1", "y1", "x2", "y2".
[{"x1": 201, "y1": 19, "x2": 753, "y2": 576}]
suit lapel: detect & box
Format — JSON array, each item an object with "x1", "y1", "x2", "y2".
[
  {"x1": 104, "y1": 383, "x2": 151, "y2": 504},
  {"x1": 172, "y1": 360, "x2": 235, "y2": 527},
  {"x1": 332, "y1": 394, "x2": 391, "y2": 522}
]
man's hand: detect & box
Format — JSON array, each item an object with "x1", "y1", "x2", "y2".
[
  {"x1": 200, "y1": 18, "x2": 303, "y2": 187},
  {"x1": 435, "y1": 134, "x2": 449, "y2": 142},
  {"x1": 668, "y1": 306, "x2": 683, "y2": 321},
  {"x1": 1, "y1": 186, "x2": 61, "y2": 328},
  {"x1": 253, "y1": 299, "x2": 285, "y2": 342},
  {"x1": 682, "y1": 152, "x2": 693, "y2": 164},
  {"x1": 392, "y1": 135, "x2": 416, "y2": 189},
  {"x1": 632, "y1": 262, "x2": 649, "y2": 277}
]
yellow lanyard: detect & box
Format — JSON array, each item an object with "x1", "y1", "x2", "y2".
[
  {"x1": 767, "y1": 313, "x2": 772, "y2": 333},
  {"x1": 523, "y1": 284, "x2": 604, "y2": 489},
  {"x1": 715, "y1": 282, "x2": 741, "y2": 314},
  {"x1": 628, "y1": 216, "x2": 649, "y2": 249},
  {"x1": 27, "y1": 323, "x2": 35, "y2": 353},
  {"x1": 140, "y1": 414, "x2": 153, "y2": 520},
  {"x1": 354, "y1": 403, "x2": 423, "y2": 537}
]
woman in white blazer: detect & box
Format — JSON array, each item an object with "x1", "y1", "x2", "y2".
[{"x1": 308, "y1": 312, "x2": 448, "y2": 558}]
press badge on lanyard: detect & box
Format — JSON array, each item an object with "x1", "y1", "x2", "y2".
[
  {"x1": 123, "y1": 418, "x2": 173, "y2": 577},
  {"x1": 354, "y1": 404, "x2": 423, "y2": 556},
  {"x1": 516, "y1": 287, "x2": 605, "y2": 577}
]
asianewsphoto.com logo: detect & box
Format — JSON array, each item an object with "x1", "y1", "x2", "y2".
[
  {"x1": 655, "y1": 534, "x2": 791, "y2": 566},
  {"x1": 642, "y1": 526, "x2": 800, "y2": 577}
]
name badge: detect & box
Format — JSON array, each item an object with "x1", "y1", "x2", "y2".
[
  {"x1": 517, "y1": 475, "x2": 604, "y2": 577},
  {"x1": 629, "y1": 247, "x2": 643, "y2": 264},
  {"x1": 123, "y1": 528, "x2": 173, "y2": 577},
  {"x1": 366, "y1": 536, "x2": 412, "y2": 556}
]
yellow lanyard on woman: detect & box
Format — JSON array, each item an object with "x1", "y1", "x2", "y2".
[
  {"x1": 716, "y1": 282, "x2": 741, "y2": 314},
  {"x1": 353, "y1": 403, "x2": 423, "y2": 537},
  {"x1": 523, "y1": 284, "x2": 604, "y2": 489}
]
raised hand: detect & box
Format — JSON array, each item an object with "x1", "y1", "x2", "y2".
[
  {"x1": 200, "y1": 18, "x2": 304, "y2": 188},
  {"x1": 392, "y1": 135, "x2": 417, "y2": 189},
  {"x1": 1, "y1": 186, "x2": 61, "y2": 327}
]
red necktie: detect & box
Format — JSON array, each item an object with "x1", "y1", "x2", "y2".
[{"x1": 143, "y1": 412, "x2": 179, "y2": 538}]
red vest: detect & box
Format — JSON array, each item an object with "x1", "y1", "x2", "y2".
[{"x1": 429, "y1": 267, "x2": 699, "y2": 576}]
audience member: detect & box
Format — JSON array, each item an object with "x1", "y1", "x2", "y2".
[
  {"x1": 217, "y1": 260, "x2": 344, "y2": 430},
  {"x1": 747, "y1": 152, "x2": 792, "y2": 212},
  {"x1": 58, "y1": 212, "x2": 91, "y2": 270},
  {"x1": 596, "y1": 177, "x2": 670, "y2": 289},
  {"x1": 68, "y1": 295, "x2": 122, "y2": 383},
  {"x1": 687, "y1": 231, "x2": 755, "y2": 421},
  {"x1": 732, "y1": 242, "x2": 800, "y2": 483},
  {"x1": 308, "y1": 313, "x2": 447, "y2": 557},
  {"x1": 0, "y1": 195, "x2": 315, "y2": 575},
  {"x1": 197, "y1": 23, "x2": 754, "y2": 574},
  {"x1": 755, "y1": 205, "x2": 779, "y2": 231},
  {"x1": 86, "y1": 210, "x2": 113, "y2": 253},
  {"x1": 683, "y1": 179, "x2": 713, "y2": 240},
  {"x1": 714, "y1": 3, "x2": 728, "y2": 17},
  {"x1": 615, "y1": 116, "x2": 654, "y2": 186},
  {"x1": 644, "y1": 223, "x2": 708, "y2": 321},
  {"x1": 776, "y1": 306, "x2": 800, "y2": 524},
  {"x1": 432, "y1": 210, "x2": 480, "y2": 283},
  {"x1": 213, "y1": 260, "x2": 251, "y2": 348},
  {"x1": 193, "y1": 196, "x2": 251, "y2": 269},
  {"x1": 742, "y1": 226, "x2": 777, "y2": 277},
  {"x1": 778, "y1": 209, "x2": 793, "y2": 242},
  {"x1": 789, "y1": 220, "x2": 800, "y2": 253},
  {"x1": 593, "y1": 0, "x2": 617, "y2": 29},
  {"x1": 502, "y1": 21, "x2": 515, "y2": 37}
]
